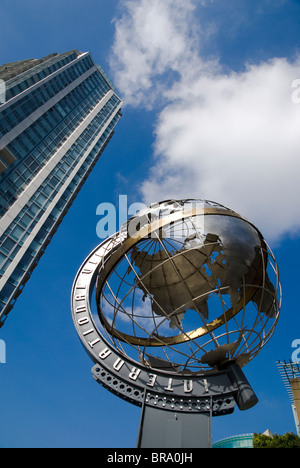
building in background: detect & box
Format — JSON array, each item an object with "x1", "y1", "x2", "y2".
[
  {"x1": 212, "y1": 433, "x2": 254, "y2": 449},
  {"x1": 277, "y1": 361, "x2": 300, "y2": 436},
  {"x1": 213, "y1": 430, "x2": 276, "y2": 448},
  {"x1": 0, "y1": 50, "x2": 122, "y2": 327}
]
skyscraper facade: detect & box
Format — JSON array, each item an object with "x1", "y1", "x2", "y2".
[{"x1": 0, "y1": 50, "x2": 122, "y2": 327}]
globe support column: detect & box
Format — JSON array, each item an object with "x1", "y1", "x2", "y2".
[
  {"x1": 136, "y1": 361, "x2": 258, "y2": 448},
  {"x1": 137, "y1": 393, "x2": 213, "y2": 448},
  {"x1": 91, "y1": 362, "x2": 237, "y2": 448}
]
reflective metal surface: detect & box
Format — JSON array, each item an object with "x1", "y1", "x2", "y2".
[{"x1": 96, "y1": 199, "x2": 281, "y2": 374}]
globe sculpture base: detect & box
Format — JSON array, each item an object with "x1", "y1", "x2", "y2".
[
  {"x1": 91, "y1": 358, "x2": 257, "y2": 448},
  {"x1": 136, "y1": 361, "x2": 257, "y2": 448},
  {"x1": 137, "y1": 404, "x2": 212, "y2": 449}
]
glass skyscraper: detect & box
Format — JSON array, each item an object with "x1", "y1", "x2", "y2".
[{"x1": 0, "y1": 50, "x2": 122, "y2": 327}]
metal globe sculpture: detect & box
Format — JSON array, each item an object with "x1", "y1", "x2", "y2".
[{"x1": 96, "y1": 199, "x2": 281, "y2": 375}]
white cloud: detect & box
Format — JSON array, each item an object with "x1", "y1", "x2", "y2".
[
  {"x1": 111, "y1": 0, "x2": 300, "y2": 242},
  {"x1": 110, "y1": 0, "x2": 211, "y2": 107},
  {"x1": 142, "y1": 58, "x2": 300, "y2": 241}
]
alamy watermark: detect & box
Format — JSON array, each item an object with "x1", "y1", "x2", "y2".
[
  {"x1": 292, "y1": 339, "x2": 300, "y2": 363},
  {"x1": 96, "y1": 195, "x2": 205, "y2": 240},
  {"x1": 96, "y1": 195, "x2": 145, "y2": 239},
  {"x1": 0, "y1": 339, "x2": 6, "y2": 364},
  {"x1": 0, "y1": 79, "x2": 6, "y2": 105}
]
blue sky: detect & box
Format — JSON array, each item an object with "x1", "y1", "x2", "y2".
[{"x1": 1, "y1": 0, "x2": 300, "y2": 448}]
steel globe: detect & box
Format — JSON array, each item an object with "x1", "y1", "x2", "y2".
[{"x1": 96, "y1": 199, "x2": 281, "y2": 374}]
